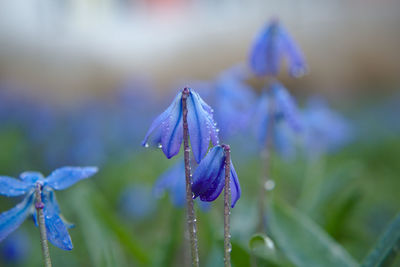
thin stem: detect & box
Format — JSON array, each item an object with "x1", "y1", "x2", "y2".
[
  {"x1": 257, "y1": 86, "x2": 275, "y2": 233},
  {"x1": 35, "y1": 183, "x2": 52, "y2": 267},
  {"x1": 182, "y1": 87, "x2": 199, "y2": 267},
  {"x1": 222, "y1": 144, "x2": 232, "y2": 267}
]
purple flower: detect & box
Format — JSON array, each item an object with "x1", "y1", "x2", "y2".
[
  {"x1": 142, "y1": 88, "x2": 219, "y2": 163},
  {"x1": 249, "y1": 20, "x2": 307, "y2": 77},
  {"x1": 214, "y1": 67, "x2": 256, "y2": 139},
  {"x1": 303, "y1": 97, "x2": 353, "y2": 157},
  {"x1": 0, "y1": 167, "x2": 98, "y2": 250},
  {"x1": 154, "y1": 159, "x2": 211, "y2": 211},
  {"x1": 253, "y1": 82, "x2": 302, "y2": 146},
  {"x1": 192, "y1": 146, "x2": 241, "y2": 208}
]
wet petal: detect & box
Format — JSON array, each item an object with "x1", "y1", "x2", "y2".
[
  {"x1": 46, "y1": 167, "x2": 98, "y2": 190},
  {"x1": 0, "y1": 193, "x2": 34, "y2": 242},
  {"x1": 19, "y1": 172, "x2": 44, "y2": 184},
  {"x1": 0, "y1": 177, "x2": 34, "y2": 197},
  {"x1": 187, "y1": 91, "x2": 215, "y2": 163},
  {"x1": 192, "y1": 146, "x2": 225, "y2": 198},
  {"x1": 42, "y1": 190, "x2": 73, "y2": 250},
  {"x1": 229, "y1": 162, "x2": 241, "y2": 208},
  {"x1": 142, "y1": 93, "x2": 181, "y2": 148},
  {"x1": 161, "y1": 93, "x2": 183, "y2": 159}
]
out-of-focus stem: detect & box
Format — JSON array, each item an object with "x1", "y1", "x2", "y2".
[
  {"x1": 35, "y1": 183, "x2": 52, "y2": 267},
  {"x1": 257, "y1": 86, "x2": 275, "y2": 233},
  {"x1": 182, "y1": 87, "x2": 199, "y2": 267},
  {"x1": 222, "y1": 144, "x2": 232, "y2": 267}
]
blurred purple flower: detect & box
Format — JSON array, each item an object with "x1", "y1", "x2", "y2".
[
  {"x1": 0, "y1": 230, "x2": 29, "y2": 264},
  {"x1": 303, "y1": 96, "x2": 353, "y2": 157},
  {"x1": 192, "y1": 145, "x2": 241, "y2": 208},
  {"x1": 253, "y1": 82, "x2": 302, "y2": 146},
  {"x1": 249, "y1": 20, "x2": 307, "y2": 77},
  {"x1": 214, "y1": 68, "x2": 256, "y2": 139},
  {"x1": 153, "y1": 159, "x2": 211, "y2": 211},
  {"x1": 119, "y1": 184, "x2": 156, "y2": 220},
  {"x1": 142, "y1": 88, "x2": 219, "y2": 163},
  {"x1": 0, "y1": 167, "x2": 97, "y2": 250}
]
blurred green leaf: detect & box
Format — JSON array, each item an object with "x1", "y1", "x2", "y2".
[
  {"x1": 361, "y1": 212, "x2": 400, "y2": 267},
  {"x1": 269, "y1": 199, "x2": 359, "y2": 267}
]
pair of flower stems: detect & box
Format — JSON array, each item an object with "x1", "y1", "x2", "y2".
[{"x1": 182, "y1": 88, "x2": 232, "y2": 267}]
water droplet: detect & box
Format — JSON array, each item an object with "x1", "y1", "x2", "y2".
[
  {"x1": 144, "y1": 143, "x2": 149, "y2": 148},
  {"x1": 264, "y1": 180, "x2": 275, "y2": 191},
  {"x1": 216, "y1": 129, "x2": 220, "y2": 133},
  {"x1": 158, "y1": 143, "x2": 163, "y2": 148}
]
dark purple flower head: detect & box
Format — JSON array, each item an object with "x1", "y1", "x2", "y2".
[
  {"x1": 253, "y1": 82, "x2": 302, "y2": 146},
  {"x1": 192, "y1": 145, "x2": 241, "y2": 208},
  {"x1": 142, "y1": 88, "x2": 219, "y2": 163},
  {"x1": 249, "y1": 19, "x2": 307, "y2": 77}
]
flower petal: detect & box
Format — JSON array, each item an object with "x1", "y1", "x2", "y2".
[
  {"x1": 42, "y1": 190, "x2": 73, "y2": 250},
  {"x1": 272, "y1": 82, "x2": 302, "y2": 132},
  {"x1": 187, "y1": 91, "x2": 215, "y2": 163},
  {"x1": 19, "y1": 171, "x2": 44, "y2": 184},
  {"x1": 192, "y1": 146, "x2": 225, "y2": 198},
  {"x1": 161, "y1": 92, "x2": 183, "y2": 159},
  {"x1": 0, "y1": 176, "x2": 34, "y2": 197},
  {"x1": 153, "y1": 160, "x2": 186, "y2": 207},
  {"x1": 229, "y1": 162, "x2": 241, "y2": 208},
  {"x1": 142, "y1": 93, "x2": 181, "y2": 148},
  {"x1": 46, "y1": 166, "x2": 98, "y2": 190},
  {"x1": 249, "y1": 22, "x2": 282, "y2": 76},
  {"x1": 279, "y1": 27, "x2": 307, "y2": 77},
  {"x1": 0, "y1": 193, "x2": 34, "y2": 242}
]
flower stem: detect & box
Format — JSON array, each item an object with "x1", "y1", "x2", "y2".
[
  {"x1": 182, "y1": 87, "x2": 199, "y2": 267},
  {"x1": 35, "y1": 183, "x2": 52, "y2": 267},
  {"x1": 222, "y1": 144, "x2": 232, "y2": 267},
  {"x1": 257, "y1": 87, "x2": 275, "y2": 233}
]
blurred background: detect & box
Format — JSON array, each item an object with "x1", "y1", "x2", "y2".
[{"x1": 0, "y1": 0, "x2": 399, "y2": 266}]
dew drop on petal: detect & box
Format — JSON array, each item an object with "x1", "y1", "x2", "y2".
[
  {"x1": 158, "y1": 143, "x2": 163, "y2": 148},
  {"x1": 144, "y1": 143, "x2": 149, "y2": 148}
]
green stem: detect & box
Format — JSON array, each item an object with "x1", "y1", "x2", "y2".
[
  {"x1": 182, "y1": 87, "x2": 200, "y2": 267},
  {"x1": 35, "y1": 183, "x2": 52, "y2": 267}
]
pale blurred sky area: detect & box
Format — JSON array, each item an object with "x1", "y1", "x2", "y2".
[{"x1": 0, "y1": 0, "x2": 399, "y2": 102}]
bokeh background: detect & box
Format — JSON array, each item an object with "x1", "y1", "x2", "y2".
[{"x1": 0, "y1": 0, "x2": 399, "y2": 266}]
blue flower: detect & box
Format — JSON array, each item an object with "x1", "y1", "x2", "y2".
[
  {"x1": 192, "y1": 146, "x2": 241, "y2": 208},
  {"x1": 0, "y1": 167, "x2": 98, "y2": 250},
  {"x1": 249, "y1": 19, "x2": 307, "y2": 77},
  {"x1": 302, "y1": 96, "x2": 353, "y2": 157},
  {"x1": 153, "y1": 159, "x2": 211, "y2": 211},
  {"x1": 142, "y1": 88, "x2": 219, "y2": 163},
  {"x1": 214, "y1": 67, "x2": 256, "y2": 139},
  {"x1": 253, "y1": 82, "x2": 302, "y2": 146}
]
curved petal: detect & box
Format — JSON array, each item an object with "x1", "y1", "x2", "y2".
[
  {"x1": 142, "y1": 93, "x2": 181, "y2": 148},
  {"x1": 19, "y1": 171, "x2": 44, "y2": 184},
  {"x1": 279, "y1": 27, "x2": 307, "y2": 77},
  {"x1": 161, "y1": 92, "x2": 183, "y2": 159},
  {"x1": 46, "y1": 166, "x2": 98, "y2": 190},
  {"x1": 198, "y1": 166, "x2": 225, "y2": 202},
  {"x1": 272, "y1": 83, "x2": 302, "y2": 132},
  {"x1": 0, "y1": 176, "x2": 34, "y2": 197},
  {"x1": 192, "y1": 146, "x2": 225, "y2": 198},
  {"x1": 42, "y1": 190, "x2": 73, "y2": 250},
  {"x1": 153, "y1": 160, "x2": 185, "y2": 207},
  {"x1": 229, "y1": 162, "x2": 241, "y2": 208},
  {"x1": 0, "y1": 193, "x2": 34, "y2": 242},
  {"x1": 249, "y1": 22, "x2": 282, "y2": 76},
  {"x1": 187, "y1": 91, "x2": 214, "y2": 163}
]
